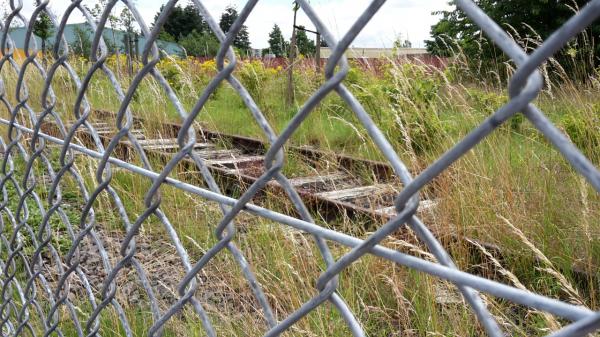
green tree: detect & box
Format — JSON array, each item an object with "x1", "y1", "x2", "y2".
[
  {"x1": 393, "y1": 34, "x2": 411, "y2": 49},
  {"x1": 268, "y1": 24, "x2": 286, "y2": 57},
  {"x1": 1, "y1": 2, "x2": 22, "y2": 28},
  {"x1": 154, "y1": 4, "x2": 207, "y2": 42},
  {"x1": 33, "y1": 11, "x2": 53, "y2": 62},
  {"x1": 120, "y1": 8, "x2": 137, "y2": 76},
  {"x1": 89, "y1": 1, "x2": 119, "y2": 51},
  {"x1": 218, "y1": 6, "x2": 236, "y2": 35},
  {"x1": 88, "y1": 0, "x2": 122, "y2": 78},
  {"x1": 158, "y1": 30, "x2": 176, "y2": 42},
  {"x1": 426, "y1": 0, "x2": 599, "y2": 77},
  {"x1": 295, "y1": 25, "x2": 314, "y2": 57},
  {"x1": 71, "y1": 24, "x2": 92, "y2": 57},
  {"x1": 219, "y1": 6, "x2": 251, "y2": 54},
  {"x1": 179, "y1": 30, "x2": 220, "y2": 57}
]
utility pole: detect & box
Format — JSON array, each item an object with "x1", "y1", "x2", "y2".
[
  {"x1": 287, "y1": 2, "x2": 322, "y2": 105},
  {"x1": 293, "y1": 25, "x2": 321, "y2": 71},
  {"x1": 315, "y1": 32, "x2": 321, "y2": 73},
  {"x1": 287, "y1": 2, "x2": 299, "y2": 107}
]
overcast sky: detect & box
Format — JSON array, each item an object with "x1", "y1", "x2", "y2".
[{"x1": 15, "y1": 0, "x2": 452, "y2": 49}]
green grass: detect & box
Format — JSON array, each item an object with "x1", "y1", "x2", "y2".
[{"x1": 0, "y1": 54, "x2": 599, "y2": 336}]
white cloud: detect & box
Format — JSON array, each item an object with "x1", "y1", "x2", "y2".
[{"x1": 11, "y1": 0, "x2": 451, "y2": 49}]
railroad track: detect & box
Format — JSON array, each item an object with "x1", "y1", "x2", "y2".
[
  {"x1": 42, "y1": 110, "x2": 439, "y2": 224},
  {"x1": 38, "y1": 110, "x2": 597, "y2": 296}
]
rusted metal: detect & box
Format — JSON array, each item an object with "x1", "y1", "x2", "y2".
[
  {"x1": 41, "y1": 112, "x2": 598, "y2": 293},
  {"x1": 87, "y1": 110, "x2": 401, "y2": 221}
]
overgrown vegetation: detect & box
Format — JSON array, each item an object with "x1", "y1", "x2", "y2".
[
  {"x1": 1, "y1": 13, "x2": 600, "y2": 336},
  {"x1": 427, "y1": 0, "x2": 600, "y2": 79},
  {"x1": 153, "y1": 4, "x2": 252, "y2": 57}
]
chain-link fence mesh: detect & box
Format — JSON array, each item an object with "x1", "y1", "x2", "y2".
[{"x1": 0, "y1": 0, "x2": 599, "y2": 336}]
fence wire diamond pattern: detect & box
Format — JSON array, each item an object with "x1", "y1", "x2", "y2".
[{"x1": 0, "y1": 0, "x2": 599, "y2": 336}]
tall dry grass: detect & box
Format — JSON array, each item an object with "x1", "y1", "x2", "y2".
[{"x1": 0, "y1": 34, "x2": 598, "y2": 335}]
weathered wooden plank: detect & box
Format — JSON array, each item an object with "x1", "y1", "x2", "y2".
[
  {"x1": 143, "y1": 142, "x2": 214, "y2": 151},
  {"x1": 130, "y1": 138, "x2": 177, "y2": 145},
  {"x1": 205, "y1": 155, "x2": 264, "y2": 168},
  {"x1": 316, "y1": 184, "x2": 390, "y2": 201},
  {"x1": 288, "y1": 172, "x2": 351, "y2": 188},
  {"x1": 375, "y1": 199, "x2": 438, "y2": 216},
  {"x1": 193, "y1": 149, "x2": 242, "y2": 159}
]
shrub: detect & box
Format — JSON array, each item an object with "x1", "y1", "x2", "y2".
[
  {"x1": 560, "y1": 107, "x2": 600, "y2": 159},
  {"x1": 157, "y1": 57, "x2": 183, "y2": 90},
  {"x1": 344, "y1": 65, "x2": 386, "y2": 121},
  {"x1": 382, "y1": 62, "x2": 446, "y2": 154},
  {"x1": 384, "y1": 62, "x2": 444, "y2": 107},
  {"x1": 465, "y1": 88, "x2": 526, "y2": 132},
  {"x1": 466, "y1": 88, "x2": 506, "y2": 115},
  {"x1": 394, "y1": 104, "x2": 444, "y2": 155},
  {"x1": 237, "y1": 59, "x2": 278, "y2": 104},
  {"x1": 179, "y1": 30, "x2": 219, "y2": 57}
]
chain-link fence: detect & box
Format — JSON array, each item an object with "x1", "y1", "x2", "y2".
[{"x1": 0, "y1": 0, "x2": 599, "y2": 336}]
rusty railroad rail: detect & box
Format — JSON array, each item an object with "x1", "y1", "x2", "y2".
[{"x1": 39, "y1": 110, "x2": 598, "y2": 291}]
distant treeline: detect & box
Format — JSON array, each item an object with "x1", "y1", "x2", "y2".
[{"x1": 426, "y1": 0, "x2": 600, "y2": 80}]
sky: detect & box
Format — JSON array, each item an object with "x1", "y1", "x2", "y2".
[{"x1": 13, "y1": 0, "x2": 452, "y2": 49}]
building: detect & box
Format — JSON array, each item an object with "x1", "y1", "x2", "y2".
[
  {"x1": 4, "y1": 23, "x2": 183, "y2": 57},
  {"x1": 319, "y1": 47, "x2": 428, "y2": 59}
]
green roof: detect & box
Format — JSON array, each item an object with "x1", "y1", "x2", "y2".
[{"x1": 5, "y1": 23, "x2": 183, "y2": 56}]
